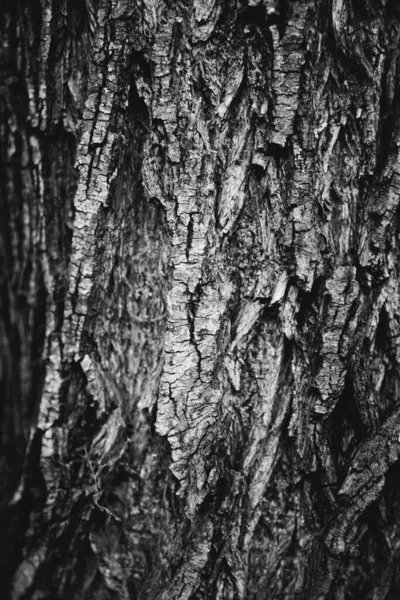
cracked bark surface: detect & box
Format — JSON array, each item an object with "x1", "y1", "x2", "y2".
[{"x1": 3, "y1": 0, "x2": 400, "y2": 598}]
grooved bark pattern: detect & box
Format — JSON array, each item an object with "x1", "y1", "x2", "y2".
[{"x1": 2, "y1": 1, "x2": 400, "y2": 599}]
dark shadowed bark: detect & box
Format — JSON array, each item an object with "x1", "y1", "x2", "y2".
[{"x1": 2, "y1": 0, "x2": 400, "y2": 598}]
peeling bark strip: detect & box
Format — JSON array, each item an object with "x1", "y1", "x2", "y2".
[{"x1": 3, "y1": 0, "x2": 400, "y2": 599}]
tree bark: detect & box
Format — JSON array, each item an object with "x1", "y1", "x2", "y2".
[{"x1": 2, "y1": 0, "x2": 400, "y2": 598}]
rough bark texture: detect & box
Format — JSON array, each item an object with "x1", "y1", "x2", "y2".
[{"x1": 2, "y1": 0, "x2": 400, "y2": 598}]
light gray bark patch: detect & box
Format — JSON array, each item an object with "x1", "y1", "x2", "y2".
[{"x1": 269, "y1": 3, "x2": 310, "y2": 146}]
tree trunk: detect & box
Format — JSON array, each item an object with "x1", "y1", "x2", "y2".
[{"x1": 2, "y1": 0, "x2": 400, "y2": 598}]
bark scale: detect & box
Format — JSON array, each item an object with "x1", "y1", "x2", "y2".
[{"x1": 2, "y1": 0, "x2": 400, "y2": 599}]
